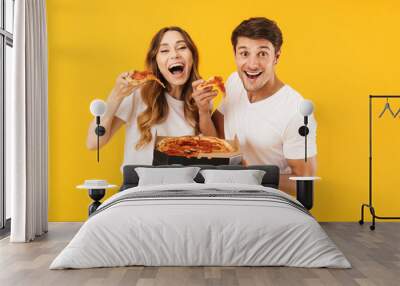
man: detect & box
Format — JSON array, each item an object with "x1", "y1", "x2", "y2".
[{"x1": 192, "y1": 17, "x2": 317, "y2": 194}]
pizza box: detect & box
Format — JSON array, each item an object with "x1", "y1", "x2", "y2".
[{"x1": 152, "y1": 135, "x2": 242, "y2": 166}]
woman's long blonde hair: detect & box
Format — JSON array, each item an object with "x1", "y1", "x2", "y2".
[{"x1": 136, "y1": 27, "x2": 200, "y2": 149}]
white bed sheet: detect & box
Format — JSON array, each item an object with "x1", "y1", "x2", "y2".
[{"x1": 50, "y1": 183, "x2": 350, "y2": 269}]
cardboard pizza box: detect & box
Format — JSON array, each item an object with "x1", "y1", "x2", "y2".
[{"x1": 152, "y1": 135, "x2": 242, "y2": 166}]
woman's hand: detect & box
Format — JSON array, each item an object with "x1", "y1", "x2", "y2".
[
  {"x1": 112, "y1": 71, "x2": 137, "y2": 100},
  {"x1": 192, "y1": 79, "x2": 218, "y2": 115}
]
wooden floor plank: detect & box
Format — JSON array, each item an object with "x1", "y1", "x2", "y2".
[{"x1": 0, "y1": 222, "x2": 399, "y2": 286}]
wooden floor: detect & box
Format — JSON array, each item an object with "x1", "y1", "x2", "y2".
[{"x1": 0, "y1": 222, "x2": 399, "y2": 286}]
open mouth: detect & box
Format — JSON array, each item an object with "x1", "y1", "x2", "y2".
[
  {"x1": 168, "y1": 63, "x2": 185, "y2": 75},
  {"x1": 244, "y1": 71, "x2": 262, "y2": 80}
]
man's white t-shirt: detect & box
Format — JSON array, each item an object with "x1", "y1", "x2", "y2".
[
  {"x1": 115, "y1": 89, "x2": 195, "y2": 169},
  {"x1": 219, "y1": 72, "x2": 317, "y2": 174}
]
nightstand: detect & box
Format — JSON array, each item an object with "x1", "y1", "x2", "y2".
[
  {"x1": 77, "y1": 180, "x2": 117, "y2": 216},
  {"x1": 289, "y1": 176, "x2": 321, "y2": 210}
]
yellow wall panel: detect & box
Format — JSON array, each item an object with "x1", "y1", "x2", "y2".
[{"x1": 47, "y1": 0, "x2": 400, "y2": 221}]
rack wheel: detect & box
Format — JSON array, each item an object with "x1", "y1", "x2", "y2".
[
  {"x1": 359, "y1": 220, "x2": 364, "y2": 225},
  {"x1": 370, "y1": 225, "x2": 375, "y2": 231}
]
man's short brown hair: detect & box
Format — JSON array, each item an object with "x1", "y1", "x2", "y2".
[{"x1": 231, "y1": 17, "x2": 283, "y2": 53}]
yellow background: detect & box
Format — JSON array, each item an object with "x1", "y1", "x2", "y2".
[{"x1": 47, "y1": 0, "x2": 400, "y2": 221}]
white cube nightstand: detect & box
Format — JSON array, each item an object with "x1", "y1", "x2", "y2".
[{"x1": 77, "y1": 180, "x2": 117, "y2": 216}]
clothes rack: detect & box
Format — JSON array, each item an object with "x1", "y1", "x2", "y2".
[{"x1": 359, "y1": 95, "x2": 400, "y2": 230}]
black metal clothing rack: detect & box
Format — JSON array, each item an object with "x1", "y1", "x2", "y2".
[{"x1": 359, "y1": 95, "x2": 400, "y2": 230}]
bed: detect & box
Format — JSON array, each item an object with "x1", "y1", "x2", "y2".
[{"x1": 50, "y1": 165, "x2": 350, "y2": 269}]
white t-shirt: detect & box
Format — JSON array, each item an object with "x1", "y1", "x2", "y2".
[
  {"x1": 115, "y1": 89, "x2": 195, "y2": 169},
  {"x1": 219, "y1": 72, "x2": 317, "y2": 174}
]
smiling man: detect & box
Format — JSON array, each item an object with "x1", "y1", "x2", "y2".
[{"x1": 195, "y1": 17, "x2": 317, "y2": 194}]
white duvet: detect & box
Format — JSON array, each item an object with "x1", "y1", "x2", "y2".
[{"x1": 50, "y1": 183, "x2": 351, "y2": 269}]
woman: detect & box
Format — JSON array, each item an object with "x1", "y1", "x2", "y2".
[{"x1": 86, "y1": 26, "x2": 217, "y2": 168}]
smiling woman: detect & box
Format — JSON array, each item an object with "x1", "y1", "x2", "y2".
[{"x1": 86, "y1": 26, "x2": 203, "y2": 170}]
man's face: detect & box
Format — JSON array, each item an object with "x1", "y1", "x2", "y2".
[{"x1": 234, "y1": 37, "x2": 280, "y2": 92}]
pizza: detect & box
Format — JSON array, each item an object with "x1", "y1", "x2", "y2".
[
  {"x1": 197, "y1": 76, "x2": 226, "y2": 94},
  {"x1": 156, "y1": 136, "x2": 235, "y2": 158},
  {"x1": 126, "y1": 70, "x2": 165, "y2": 88}
]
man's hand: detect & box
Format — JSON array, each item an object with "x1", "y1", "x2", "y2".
[
  {"x1": 279, "y1": 156, "x2": 317, "y2": 195},
  {"x1": 287, "y1": 156, "x2": 317, "y2": 177}
]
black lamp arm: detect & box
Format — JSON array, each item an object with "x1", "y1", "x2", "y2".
[
  {"x1": 298, "y1": 116, "x2": 310, "y2": 162},
  {"x1": 95, "y1": 116, "x2": 106, "y2": 136},
  {"x1": 94, "y1": 116, "x2": 106, "y2": 162}
]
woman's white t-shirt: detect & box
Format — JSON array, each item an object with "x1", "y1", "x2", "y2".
[{"x1": 115, "y1": 89, "x2": 195, "y2": 169}]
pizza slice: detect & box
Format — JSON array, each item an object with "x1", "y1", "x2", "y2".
[
  {"x1": 126, "y1": 70, "x2": 165, "y2": 88},
  {"x1": 197, "y1": 76, "x2": 226, "y2": 95}
]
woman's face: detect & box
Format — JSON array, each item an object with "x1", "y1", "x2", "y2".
[{"x1": 156, "y1": 30, "x2": 194, "y2": 88}]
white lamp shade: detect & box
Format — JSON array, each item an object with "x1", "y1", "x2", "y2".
[
  {"x1": 90, "y1": 99, "x2": 107, "y2": 116},
  {"x1": 299, "y1": 99, "x2": 314, "y2": 116}
]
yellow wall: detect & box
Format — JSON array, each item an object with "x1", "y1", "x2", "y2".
[{"x1": 47, "y1": 0, "x2": 400, "y2": 221}]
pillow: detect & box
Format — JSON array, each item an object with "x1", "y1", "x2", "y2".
[
  {"x1": 200, "y1": 169, "x2": 266, "y2": 185},
  {"x1": 135, "y1": 167, "x2": 201, "y2": 186}
]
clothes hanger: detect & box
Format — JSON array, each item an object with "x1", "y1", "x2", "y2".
[
  {"x1": 378, "y1": 97, "x2": 396, "y2": 118},
  {"x1": 393, "y1": 106, "x2": 400, "y2": 118}
]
